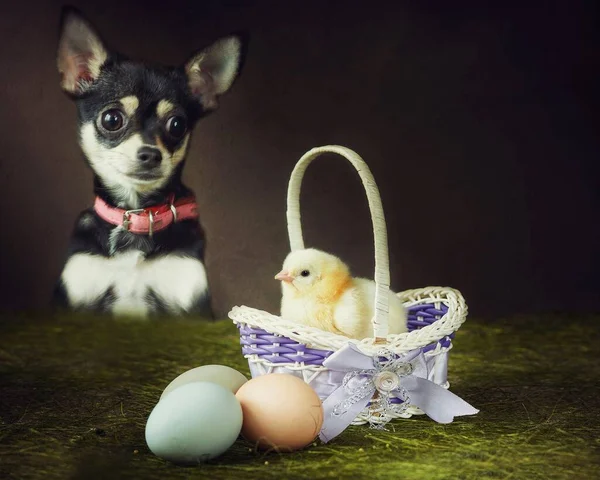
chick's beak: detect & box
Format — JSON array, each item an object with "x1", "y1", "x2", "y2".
[{"x1": 275, "y1": 270, "x2": 294, "y2": 283}]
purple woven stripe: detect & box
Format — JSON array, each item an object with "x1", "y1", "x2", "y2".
[
  {"x1": 241, "y1": 344, "x2": 330, "y2": 360},
  {"x1": 239, "y1": 323, "x2": 334, "y2": 364},
  {"x1": 237, "y1": 302, "x2": 453, "y2": 365},
  {"x1": 239, "y1": 342, "x2": 326, "y2": 356},
  {"x1": 407, "y1": 304, "x2": 449, "y2": 332},
  {"x1": 421, "y1": 335, "x2": 453, "y2": 353},
  {"x1": 238, "y1": 326, "x2": 299, "y2": 345},
  {"x1": 243, "y1": 351, "x2": 327, "y2": 365},
  {"x1": 407, "y1": 305, "x2": 447, "y2": 316}
]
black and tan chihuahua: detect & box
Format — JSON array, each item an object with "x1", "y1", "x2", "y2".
[{"x1": 53, "y1": 7, "x2": 246, "y2": 317}]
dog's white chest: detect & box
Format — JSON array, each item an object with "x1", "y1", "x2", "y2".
[{"x1": 61, "y1": 251, "x2": 208, "y2": 316}]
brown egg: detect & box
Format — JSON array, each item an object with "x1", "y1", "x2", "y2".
[{"x1": 235, "y1": 374, "x2": 324, "y2": 451}]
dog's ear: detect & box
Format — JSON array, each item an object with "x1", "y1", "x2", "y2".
[
  {"x1": 57, "y1": 7, "x2": 109, "y2": 96},
  {"x1": 184, "y1": 35, "x2": 245, "y2": 110}
]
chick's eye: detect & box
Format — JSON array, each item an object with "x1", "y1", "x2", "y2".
[
  {"x1": 166, "y1": 116, "x2": 187, "y2": 139},
  {"x1": 100, "y1": 109, "x2": 125, "y2": 132},
  {"x1": 300, "y1": 270, "x2": 310, "y2": 277}
]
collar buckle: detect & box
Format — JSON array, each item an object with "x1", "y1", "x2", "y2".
[
  {"x1": 122, "y1": 208, "x2": 145, "y2": 232},
  {"x1": 121, "y1": 208, "x2": 157, "y2": 238}
]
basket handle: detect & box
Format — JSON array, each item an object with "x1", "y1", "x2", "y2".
[{"x1": 286, "y1": 145, "x2": 391, "y2": 341}]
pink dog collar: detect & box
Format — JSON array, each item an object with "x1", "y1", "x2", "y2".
[{"x1": 94, "y1": 194, "x2": 199, "y2": 237}]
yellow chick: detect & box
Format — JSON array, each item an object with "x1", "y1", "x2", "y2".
[{"x1": 275, "y1": 248, "x2": 407, "y2": 340}]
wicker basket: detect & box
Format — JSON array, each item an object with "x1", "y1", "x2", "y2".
[{"x1": 229, "y1": 145, "x2": 477, "y2": 442}]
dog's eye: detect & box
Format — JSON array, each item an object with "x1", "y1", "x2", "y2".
[
  {"x1": 166, "y1": 116, "x2": 187, "y2": 139},
  {"x1": 101, "y1": 109, "x2": 125, "y2": 132},
  {"x1": 300, "y1": 270, "x2": 310, "y2": 277}
]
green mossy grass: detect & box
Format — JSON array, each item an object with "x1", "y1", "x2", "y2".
[{"x1": 0, "y1": 312, "x2": 598, "y2": 479}]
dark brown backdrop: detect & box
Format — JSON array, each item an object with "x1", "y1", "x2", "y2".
[{"x1": 0, "y1": 0, "x2": 598, "y2": 318}]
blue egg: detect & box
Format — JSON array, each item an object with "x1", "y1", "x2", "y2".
[{"x1": 145, "y1": 381, "x2": 243, "y2": 465}]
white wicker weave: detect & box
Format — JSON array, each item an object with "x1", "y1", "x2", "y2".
[{"x1": 229, "y1": 145, "x2": 469, "y2": 426}]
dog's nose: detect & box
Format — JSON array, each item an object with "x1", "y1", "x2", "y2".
[{"x1": 137, "y1": 147, "x2": 162, "y2": 167}]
